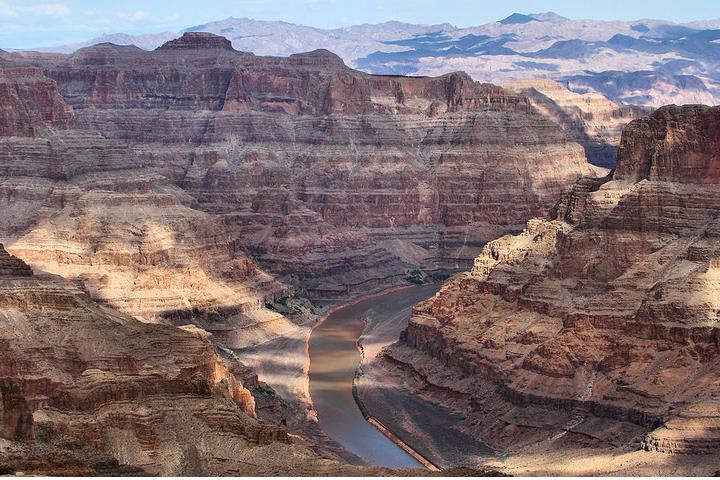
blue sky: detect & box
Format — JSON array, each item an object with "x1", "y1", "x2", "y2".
[{"x1": 2, "y1": 0, "x2": 719, "y2": 49}]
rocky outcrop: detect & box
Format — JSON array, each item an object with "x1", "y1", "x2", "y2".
[
  {"x1": 384, "y1": 105, "x2": 720, "y2": 475},
  {"x1": 0, "y1": 65, "x2": 73, "y2": 136},
  {"x1": 3, "y1": 33, "x2": 602, "y2": 302},
  {"x1": 0, "y1": 247, "x2": 386, "y2": 476},
  {"x1": 158, "y1": 31, "x2": 235, "y2": 51},
  {"x1": 503, "y1": 79, "x2": 651, "y2": 168},
  {"x1": 615, "y1": 104, "x2": 720, "y2": 184}
]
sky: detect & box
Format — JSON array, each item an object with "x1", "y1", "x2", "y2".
[{"x1": 1, "y1": 0, "x2": 720, "y2": 49}]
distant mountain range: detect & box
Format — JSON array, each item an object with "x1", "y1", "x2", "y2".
[{"x1": 20, "y1": 12, "x2": 720, "y2": 107}]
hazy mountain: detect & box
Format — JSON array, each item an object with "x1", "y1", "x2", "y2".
[
  {"x1": 25, "y1": 13, "x2": 720, "y2": 107},
  {"x1": 32, "y1": 32, "x2": 178, "y2": 53},
  {"x1": 183, "y1": 17, "x2": 456, "y2": 60}
]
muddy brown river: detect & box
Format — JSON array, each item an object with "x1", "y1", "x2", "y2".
[{"x1": 308, "y1": 285, "x2": 439, "y2": 469}]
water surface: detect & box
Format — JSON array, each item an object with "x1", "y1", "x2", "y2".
[{"x1": 308, "y1": 285, "x2": 438, "y2": 468}]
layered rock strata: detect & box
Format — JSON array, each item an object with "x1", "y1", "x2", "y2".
[
  {"x1": 379, "y1": 105, "x2": 720, "y2": 475},
  {"x1": 0, "y1": 58, "x2": 300, "y2": 353},
  {"x1": 0, "y1": 65, "x2": 73, "y2": 137},
  {"x1": 503, "y1": 79, "x2": 651, "y2": 168},
  {"x1": 5, "y1": 33, "x2": 602, "y2": 301},
  {"x1": 0, "y1": 34, "x2": 603, "y2": 472},
  {"x1": 0, "y1": 244, "x2": 374, "y2": 476}
]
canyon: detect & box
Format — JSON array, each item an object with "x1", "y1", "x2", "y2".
[
  {"x1": 366, "y1": 104, "x2": 720, "y2": 475},
  {"x1": 3, "y1": 26, "x2": 715, "y2": 476},
  {"x1": 1, "y1": 32, "x2": 602, "y2": 311},
  {"x1": 0, "y1": 31, "x2": 607, "y2": 475}
]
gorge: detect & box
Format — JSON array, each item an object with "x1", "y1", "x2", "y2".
[
  {"x1": 364, "y1": 104, "x2": 720, "y2": 475},
  {"x1": 0, "y1": 25, "x2": 717, "y2": 477}
]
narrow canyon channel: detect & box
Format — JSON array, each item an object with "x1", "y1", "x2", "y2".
[{"x1": 308, "y1": 284, "x2": 440, "y2": 469}]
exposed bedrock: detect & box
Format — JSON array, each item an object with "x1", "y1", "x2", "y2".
[
  {"x1": 386, "y1": 105, "x2": 720, "y2": 475},
  {"x1": 0, "y1": 65, "x2": 73, "y2": 137},
  {"x1": 503, "y1": 79, "x2": 652, "y2": 169},
  {"x1": 0, "y1": 245, "x2": 336, "y2": 475},
  {"x1": 2, "y1": 32, "x2": 603, "y2": 303},
  {"x1": 0, "y1": 34, "x2": 605, "y2": 473}
]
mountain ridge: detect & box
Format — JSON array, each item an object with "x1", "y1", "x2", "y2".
[{"x1": 15, "y1": 13, "x2": 720, "y2": 107}]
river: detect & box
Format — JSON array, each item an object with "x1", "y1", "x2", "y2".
[{"x1": 308, "y1": 285, "x2": 439, "y2": 469}]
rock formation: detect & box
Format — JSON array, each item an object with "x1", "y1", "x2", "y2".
[
  {"x1": 2, "y1": 33, "x2": 601, "y2": 307},
  {"x1": 503, "y1": 79, "x2": 651, "y2": 168},
  {"x1": 0, "y1": 32, "x2": 609, "y2": 474},
  {"x1": 376, "y1": 104, "x2": 720, "y2": 475},
  {"x1": 0, "y1": 53, "x2": 300, "y2": 352},
  {"x1": 0, "y1": 65, "x2": 73, "y2": 137},
  {"x1": 0, "y1": 244, "x2": 375, "y2": 475}
]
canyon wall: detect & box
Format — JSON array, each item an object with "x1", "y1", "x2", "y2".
[
  {"x1": 0, "y1": 54, "x2": 304, "y2": 353},
  {"x1": 381, "y1": 104, "x2": 720, "y2": 475},
  {"x1": 3, "y1": 33, "x2": 602, "y2": 309},
  {"x1": 0, "y1": 244, "x2": 377, "y2": 475},
  {"x1": 503, "y1": 79, "x2": 651, "y2": 168}
]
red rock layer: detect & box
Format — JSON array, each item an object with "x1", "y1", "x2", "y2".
[
  {"x1": 5, "y1": 32, "x2": 602, "y2": 299},
  {"x1": 0, "y1": 65, "x2": 73, "y2": 136},
  {"x1": 386, "y1": 105, "x2": 720, "y2": 474}
]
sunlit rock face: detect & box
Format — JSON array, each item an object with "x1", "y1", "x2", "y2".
[
  {"x1": 0, "y1": 245, "x2": 315, "y2": 476},
  {"x1": 385, "y1": 105, "x2": 720, "y2": 474},
  {"x1": 503, "y1": 79, "x2": 651, "y2": 168},
  {"x1": 4, "y1": 32, "x2": 602, "y2": 302}
]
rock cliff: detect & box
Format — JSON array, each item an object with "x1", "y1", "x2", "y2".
[
  {"x1": 4, "y1": 32, "x2": 602, "y2": 303},
  {"x1": 380, "y1": 105, "x2": 720, "y2": 475},
  {"x1": 0, "y1": 244, "x2": 372, "y2": 475},
  {"x1": 0, "y1": 65, "x2": 73, "y2": 137},
  {"x1": 503, "y1": 79, "x2": 651, "y2": 168}
]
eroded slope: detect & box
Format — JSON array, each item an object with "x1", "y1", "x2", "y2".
[
  {"x1": 0, "y1": 244, "x2": 378, "y2": 476},
  {"x1": 378, "y1": 105, "x2": 720, "y2": 475},
  {"x1": 7, "y1": 33, "x2": 602, "y2": 300}
]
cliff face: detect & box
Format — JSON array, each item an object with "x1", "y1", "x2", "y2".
[
  {"x1": 503, "y1": 79, "x2": 651, "y2": 168},
  {"x1": 0, "y1": 245, "x2": 346, "y2": 476},
  {"x1": 3, "y1": 32, "x2": 602, "y2": 302},
  {"x1": 0, "y1": 50, "x2": 299, "y2": 346},
  {"x1": 385, "y1": 105, "x2": 720, "y2": 474},
  {"x1": 615, "y1": 105, "x2": 720, "y2": 184},
  {"x1": 0, "y1": 65, "x2": 73, "y2": 137}
]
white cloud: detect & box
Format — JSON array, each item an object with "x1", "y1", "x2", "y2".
[
  {"x1": 0, "y1": 1, "x2": 69, "y2": 17},
  {"x1": 116, "y1": 10, "x2": 149, "y2": 22},
  {"x1": 26, "y1": 3, "x2": 70, "y2": 17},
  {"x1": 0, "y1": 1, "x2": 17, "y2": 16}
]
